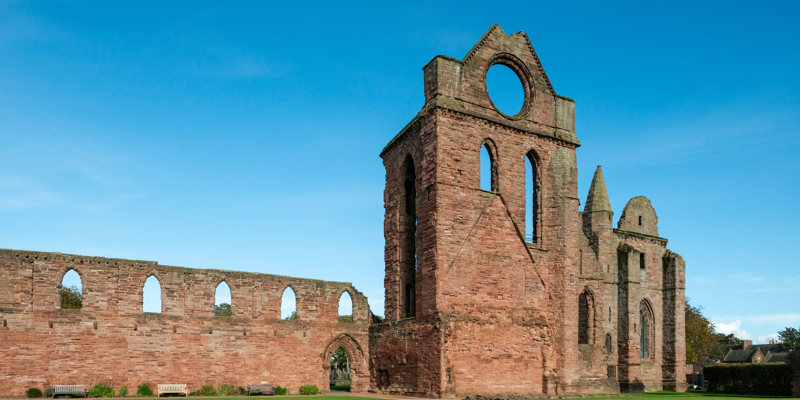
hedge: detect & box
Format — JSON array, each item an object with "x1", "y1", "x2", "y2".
[{"x1": 704, "y1": 362, "x2": 791, "y2": 396}]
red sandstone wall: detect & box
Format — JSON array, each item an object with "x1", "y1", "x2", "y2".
[{"x1": 0, "y1": 249, "x2": 370, "y2": 396}]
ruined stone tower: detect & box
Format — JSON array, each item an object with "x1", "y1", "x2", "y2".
[{"x1": 370, "y1": 24, "x2": 687, "y2": 396}]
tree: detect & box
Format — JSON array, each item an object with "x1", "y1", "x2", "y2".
[
  {"x1": 778, "y1": 327, "x2": 800, "y2": 353},
  {"x1": 685, "y1": 299, "x2": 739, "y2": 363},
  {"x1": 214, "y1": 302, "x2": 232, "y2": 317},
  {"x1": 284, "y1": 311, "x2": 297, "y2": 320},
  {"x1": 330, "y1": 347, "x2": 350, "y2": 381},
  {"x1": 61, "y1": 286, "x2": 82, "y2": 309}
]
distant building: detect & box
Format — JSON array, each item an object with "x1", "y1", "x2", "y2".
[{"x1": 721, "y1": 340, "x2": 790, "y2": 363}]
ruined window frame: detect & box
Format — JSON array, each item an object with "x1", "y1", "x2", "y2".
[
  {"x1": 337, "y1": 289, "x2": 353, "y2": 323},
  {"x1": 578, "y1": 287, "x2": 595, "y2": 345},
  {"x1": 141, "y1": 272, "x2": 163, "y2": 314},
  {"x1": 280, "y1": 285, "x2": 298, "y2": 320},
  {"x1": 58, "y1": 267, "x2": 84, "y2": 310},
  {"x1": 525, "y1": 150, "x2": 541, "y2": 244},
  {"x1": 213, "y1": 279, "x2": 233, "y2": 317},
  {"x1": 401, "y1": 154, "x2": 418, "y2": 319},
  {"x1": 639, "y1": 299, "x2": 654, "y2": 359},
  {"x1": 479, "y1": 138, "x2": 499, "y2": 192}
]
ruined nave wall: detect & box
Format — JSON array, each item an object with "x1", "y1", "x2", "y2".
[{"x1": 0, "y1": 249, "x2": 370, "y2": 396}]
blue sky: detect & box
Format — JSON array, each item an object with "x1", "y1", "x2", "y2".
[{"x1": 2, "y1": 1, "x2": 798, "y2": 342}]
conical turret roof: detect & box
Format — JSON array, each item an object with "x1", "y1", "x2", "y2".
[{"x1": 585, "y1": 165, "x2": 612, "y2": 213}]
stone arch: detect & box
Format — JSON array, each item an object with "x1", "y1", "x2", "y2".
[
  {"x1": 578, "y1": 286, "x2": 596, "y2": 344},
  {"x1": 213, "y1": 278, "x2": 234, "y2": 316},
  {"x1": 337, "y1": 289, "x2": 353, "y2": 322},
  {"x1": 483, "y1": 52, "x2": 534, "y2": 120},
  {"x1": 280, "y1": 285, "x2": 298, "y2": 320},
  {"x1": 322, "y1": 334, "x2": 368, "y2": 392},
  {"x1": 639, "y1": 298, "x2": 655, "y2": 359},
  {"x1": 56, "y1": 266, "x2": 85, "y2": 310},
  {"x1": 401, "y1": 154, "x2": 418, "y2": 319},
  {"x1": 139, "y1": 270, "x2": 164, "y2": 313},
  {"x1": 480, "y1": 138, "x2": 499, "y2": 192},
  {"x1": 525, "y1": 149, "x2": 541, "y2": 243}
]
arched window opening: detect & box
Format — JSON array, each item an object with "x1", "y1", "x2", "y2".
[
  {"x1": 60, "y1": 269, "x2": 83, "y2": 310},
  {"x1": 330, "y1": 347, "x2": 351, "y2": 392},
  {"x1": 281, "y1": 286, "x2": 297, "y2": 320},
  {"x1": 402, "y1": 155, "x2": 417, "y2": 318},
  {"x1": 338, "y1": 291, "x2": 353, "y2": 323},
  {"x1": 142, "y1": 275, "x2": 162, "y2": 313},
  {"x1": 479, "y1": 141, "x2": 497, "y2": 192},
  {"x1": 640, "y1": 300, "x2": 654, "y2": 358},
  {"x1": 605, "y1": 334, "x2": 613, "y2": 353},
  {"x1": 214, "y1": 281, "x2": 232, "y2": 317},
  {"x1": 578, "y1": 288, "x2": 595, "y2": 344},
  {"x1": 525, "y1": 151, "x2": 540, "y2": 243}
]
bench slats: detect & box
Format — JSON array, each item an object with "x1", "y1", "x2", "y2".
[
  {"x1": 157, "y1": 384, "x2": 187, "y2": 397},
  {"x1": 246, "y1": 384, "x2": 274, "y2": 396},
  {"x1": 52, "y1": 385, "x2": 87, "y2": 398}
]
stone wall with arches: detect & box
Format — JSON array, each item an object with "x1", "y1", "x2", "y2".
[{"x1": 0, "y1": 248, "x2": 370, "y2": 396}]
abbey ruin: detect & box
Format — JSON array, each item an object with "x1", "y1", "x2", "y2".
[{"x1": 0, "y1": 25, "x2": 687, "y2": 396}]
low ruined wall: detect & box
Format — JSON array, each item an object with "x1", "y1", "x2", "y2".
[{"x1": 0, "y1": 249, "x2": 370, "y2": 396}]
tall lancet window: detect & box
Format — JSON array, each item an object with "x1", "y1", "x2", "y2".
[{"x1": 402, "y1": 155, "x2": 417, "y2": 318}]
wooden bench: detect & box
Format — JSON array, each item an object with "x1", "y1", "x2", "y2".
[
  {"x1": 52, "y1": 385, "x2": 87, "y2": 398},
  {"x1": 246, "y1": 384, "x2": 274, "y2": 396},
  {"x1": 157, "y1": 384, "x2": 188, "y2": 397}
]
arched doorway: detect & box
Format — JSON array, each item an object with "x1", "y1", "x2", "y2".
[
  {"x1": 323, "y1": 334, "x2": 367, "y2": 392},
  {"x1": 329, "y1": 347, "x2": 350, "y2": 391}
]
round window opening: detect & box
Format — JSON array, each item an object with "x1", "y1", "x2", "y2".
[{"x1": 486, "y1": 64, "x2": 525, "y2": 116}]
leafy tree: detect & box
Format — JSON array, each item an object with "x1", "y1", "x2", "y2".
[
  {"x1": 214, "y1": 302, "x2": 232, "y2": 317},
  {"x1": 685, "y1": 300, "x2": 718, "y2": 363},
  {"x1": 284, "y1": 311, "x2": 297, "y2": 320},
  {"x1": 61, "y1": 285, "x2": 82, "y2": 309},
  {"x1": 685, "y1": 300, "x2": 740, "y2": 363},
  {"x1": 778, "y1": 327, "x2": 800, "y2": 353}
]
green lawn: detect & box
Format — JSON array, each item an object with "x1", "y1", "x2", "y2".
[{"x1": 557, "y1": 392, "x2": 793, "y2": 400}]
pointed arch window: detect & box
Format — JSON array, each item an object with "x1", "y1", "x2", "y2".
[
  {"x1": 281, "y1": 286, "x2": 297, "y2": 320},
  {"x1": 402, "y1": 155, "x2": 417, "y2": 318},
  {"x1": 525, "y1": 151, "x2": 540, "y2": 243},
  {"x1": 338, "y1": 291, "x2": 353, "y2": 323},
  {"x1": 60, "y1": 269, "x2": 83, "y2": 310},
  {"x1": 142, "y1": 275, "x2": 162, "y2": 313},
  {"x1": 214, "y1": 281, "x2": 232, "y2": 317},
  {"x1": 480, "y1": 139, "x2": 498, "y2": 192},
  {"x1": 578, "y1": 288, "x2": 595, "y2": 344},
  {"x1": 640, "y1": 299, "x2": 654, "y2": 358}
]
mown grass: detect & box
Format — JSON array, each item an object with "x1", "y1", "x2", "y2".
[{"x1": 553, "y1": 392, "x2": 793, "y2": 400}]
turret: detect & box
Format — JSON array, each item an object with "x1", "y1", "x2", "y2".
[{"x1": 582, "y1": 165, "x2": 613, "y2": 256}]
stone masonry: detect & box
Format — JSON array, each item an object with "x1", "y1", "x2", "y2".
[
  {"x1": 0, "y1": 249, "x2": 370, "y2": 396},
  {"x1": 0, "y1": 24, "x2": 687, "y2": 398},
  {"x1": 370, "y1": 24, "x2": 687, "y2": 396}
]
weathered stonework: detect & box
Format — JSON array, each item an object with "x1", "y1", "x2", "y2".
[
  {"x1": 0, "y1": 24, "x2": 687, "y2": 398},
  {"x1": 371, "y1": 24, "x2": 687, "y2": 396},
  {"x1": 0, "y1": 250, "x2": 370, "y2": 396}
]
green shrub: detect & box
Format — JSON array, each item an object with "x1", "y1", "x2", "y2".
[
  {"x1": 217, "y1": 384, "x2": 241, "y2": 396},
  {"x1": 118, "y1": 386, "x2": 128, "y2": 397},
  {"x1": 705, "y1": 362, "x2": 791, "y2": 396},
  {"x1": 273, "y1": 386, "x2": 288, "y2": 395},
  {"x1": 44, "y1": 388, "x2": 53, "y2": 398},
  {"x1": 88, "y1": 384, "x2": 114, "y2": 398},
  {"x1": 136, "y1": 383, "x2": 154, "y2": 397},
  {"x1": 299, "y1": 385, "x2": 318, "y2": 395},
  {"x1": 26, "y1": 388, "x2": 43, "y2": 398},
  {"x1": 199, "y1": 385, "x2": 217, "y2": 396}
]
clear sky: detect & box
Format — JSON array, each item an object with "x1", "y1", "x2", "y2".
[{"x1": 1, "y1": 1, "x2": 798, "y2": 343}]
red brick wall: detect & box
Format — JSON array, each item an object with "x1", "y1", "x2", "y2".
[{"x1": 0, "y1": 249, "x2": 371, "y2": 396}]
